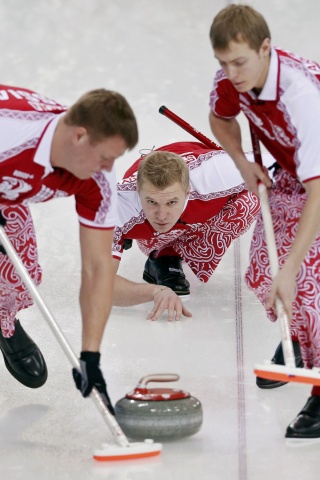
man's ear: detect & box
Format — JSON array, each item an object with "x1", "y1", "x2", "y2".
[
  {"x1": 73, "y1": 126, "x2": 87, "y2": 144},
  {"x1": 260, "y1": 38, "x2": 271, "y2": 57}
]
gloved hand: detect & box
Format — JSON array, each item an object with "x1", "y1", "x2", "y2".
[
  {"x1": 0, "y1": 211, "x2": 6, "y2": 226},
  {"x1": 72, "y1": 351, "x2": 115, "y2": 415},
  {"x1": 0, "y1": 211, "x2": 6, "y2": 255}
]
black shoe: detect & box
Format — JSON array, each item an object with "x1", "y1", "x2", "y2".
[
  {"x1": 256, "y1": 340, "x2": 303, "y2": 389},
  {"x1": 143, "y1": 253, "x2": 190, "y2": 296},
  {"x1": 0, "y1": 319, "x2": 47, "y2": 388},
  {"x1": 286, "y1": 396, "x2": 320, "y2": 440}
]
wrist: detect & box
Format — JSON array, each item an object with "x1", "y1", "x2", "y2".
[
  {"x1": 237, "y1": 156, "x2": 251, "y2": 173},
  {"x1": 80, "y1": 351, "x2": 100, "y2": 363},
  {"x1": 282, "y1": 257, "x2": 301, "y2": 278},
  {"x1": 153, "y1": 287, "x2": 168, "y2": 298}
]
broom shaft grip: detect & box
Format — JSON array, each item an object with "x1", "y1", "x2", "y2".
[{"x1": 0, "y1": 226, "x2": 130, "y2": 447}]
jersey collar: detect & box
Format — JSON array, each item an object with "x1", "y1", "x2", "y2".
[
  {"x1": 34, "y1": 112, "x2": 65, "y2": 177},
  {"x1": 257, "y1": 47, "x2": 279, "y2": 101}
]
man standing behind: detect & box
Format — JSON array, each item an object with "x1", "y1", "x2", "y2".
[{"x1": 208, "y1": 4, "x2": 320, "y2": 441}]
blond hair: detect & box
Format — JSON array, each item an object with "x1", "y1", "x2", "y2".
[
  {"x1": 210, "y1": 4, "x2": 271, "y2": 53},
  {"x1": 137, "y1": 150, "x2": 189, "y2": 192},
  {"x1": 64, "y1": 89, "x2": 138, "y2": 148}
]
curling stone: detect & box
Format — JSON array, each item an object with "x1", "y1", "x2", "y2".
[{"x1": 115, "y1": 374, "x2": 203, "y2": 441}]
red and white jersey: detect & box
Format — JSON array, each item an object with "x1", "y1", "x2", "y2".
[
  {"x1": 210, "y1": 47, "x2": 320, "y2": 183},
  {"x1": 0, "y1": 85, "x2": 118, "y2": 229},
  {"x1": 112, "y1": 141, "x2": 275, "y2": 260}
]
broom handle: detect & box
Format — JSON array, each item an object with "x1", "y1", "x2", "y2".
[
  {"x1": 249, "y1": 127, "x2": 295, "y2": 368},
  {"x1": 0, "y1": 226, "x2": 130, "y2": 447},
  {"x1": 159, "y1": 105, "x2": 221, "y2": 149}
]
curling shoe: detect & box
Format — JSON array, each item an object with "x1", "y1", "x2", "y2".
[
  {"x1": 256, "y1": 340, "x2": 303, "y2": 389},
  {"x1": 143, "y1": 253, "x2": 190, "y2": 296},
  {"x1": 0, "y1": 319, "x2": 48, "y2": 388},
  {"x1": 285, "y1": 396, "x2": 320, "y2": 443}
]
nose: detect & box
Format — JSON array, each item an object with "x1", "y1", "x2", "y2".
[
  {"x1": 102, "y1": 159, "x2": 116, "y2": 172},
  {"x1": 225, "y1": 65, "x2": 238, "y2": 82},
  {"x1": 156, "y1": 206, "x2": 168, "y2": 221}
]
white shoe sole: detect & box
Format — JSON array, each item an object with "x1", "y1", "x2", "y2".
[{"x1": 285, "y1": 437, "x2": 320, "y2": 447}]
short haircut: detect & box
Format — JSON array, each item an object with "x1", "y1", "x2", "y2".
[
  {"x1": 64, "y1": 89, "x2": 138, "y2": 149},
  {"x1": 137, "y1": 150, "x2": 190, "y2": 192},
  {"x1": 210, "y1": 4, "x2": 271, "y2": 53}
]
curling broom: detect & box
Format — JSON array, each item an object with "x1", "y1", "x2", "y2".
[
  {"x1": 0, "y1": 225, "x2": 162, "y2": 461},
  {"x1": 249, "y1": 127, "x2": 320, "y2": 386},
  {"x1": 159, "y1": 104, "x2": 320, "y2": 386}
]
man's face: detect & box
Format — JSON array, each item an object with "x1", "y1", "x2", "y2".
[
  {"x1": 70, "y1": 130, "x2": 127, "y2": 179},
  {"x1": 214, "y1": 38, "x2": 271, "y2": 92},
  {"x1": 138, "y1": 180, "x2": 189, "y2": 233}
]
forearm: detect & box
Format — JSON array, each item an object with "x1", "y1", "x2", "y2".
[
  {"x1": 209, "y1": 112, "x2": 249, "y2": 168},
  {"x1": 79, "y1": 226, "x2": 116, "y2": 352},
  {"x1": 113, "y1": 273, "x2": 160, "y2": 306},
  {"x1": 209, "y1": 111, "x2": 271, "y2": 193},
  {"x1": 80, "y1": 259, "x2": 114, "y2": 351},
  {"x1": 112, "y1": 259, "x2": 192, "y2": 320}
]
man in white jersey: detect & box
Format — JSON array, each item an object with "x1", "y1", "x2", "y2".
[
  {"x1": 111, "y1": 141, "x2": 273, "y2": 322},
  {"x1": 0, "y1": 84, "x2": 138, "y2": 414},
  {"x1": 209, "y1": 4, "x2": 320, "y2": 441}
]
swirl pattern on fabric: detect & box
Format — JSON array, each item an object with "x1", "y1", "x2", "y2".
[
  {"x1": 245, "y1": 169, "x2": 320, "y2": 368},
  {"x1": 0, "y1": 204, "x2": 42, "y2": 337}
]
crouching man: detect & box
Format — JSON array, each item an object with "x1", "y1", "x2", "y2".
[{"x1": 111, "y1": 140, "x2": 271, "y2": 322}]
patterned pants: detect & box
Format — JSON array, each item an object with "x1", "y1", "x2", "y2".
[
  {"x1": 245, "y1": 169, "x2": 320, "y2": 369},
  {"x1": 0, "y1": 203, "x2": 42, "y2": 337}
]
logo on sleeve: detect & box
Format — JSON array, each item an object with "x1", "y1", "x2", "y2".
[
  {"x1": 13, "y1": 170, "x2": 34, "y2": 180},
  {"x1": 0, "y1": 176, "x2": 32, "y2": 200}
]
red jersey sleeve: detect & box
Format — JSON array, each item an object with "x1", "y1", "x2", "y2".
[
  {"x1": 209, "y1": 70, "x2": 241, "y2": 119},
  {"x1": 0, "y1": 84, "x2": 66, "y2": 112}
]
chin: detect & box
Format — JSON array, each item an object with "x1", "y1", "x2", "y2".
[
  {"x1": 153, "y1": 224, "x2": 172, "y2": 233},
  {"x1": 234, "y1": 83, "x2": 249, "y2": 92},
  {"x1": 81, "y1": 173, "x2": 93, "y2": 180}
]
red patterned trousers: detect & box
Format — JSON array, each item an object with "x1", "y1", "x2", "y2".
[
  {"x1": 245, "y1": 169, "x2": 320, "y2": 369},
  {"x1": 0, "y1": 204, "x2": 42, "y2": 337}
]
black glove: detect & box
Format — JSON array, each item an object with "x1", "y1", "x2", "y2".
[
  {"x1": 0, "y1": 211, "x2": 6, "y2": 255},
  {"x1": 0, "y1": 211, "x2": 6, "y2": 226},
  {"x1": 72, "y1": 351, "x2": 115, "y2": 415}
]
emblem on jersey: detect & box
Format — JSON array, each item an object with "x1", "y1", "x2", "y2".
[{"x1": 0, "y1": 176, "x2": 32, "y2": 200}]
